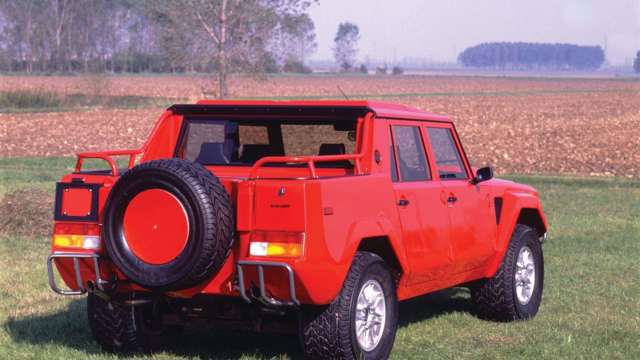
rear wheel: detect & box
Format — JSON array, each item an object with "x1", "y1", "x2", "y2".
[
  {"x1": 300, "y1": 252, "x2": 398, "y2": 359},
  {"x1": 471, "y1": 224, "x2": 544, "y2": 321},
  {"x1": 87, "y1": 292, "x2": 179, "y2": 353}
]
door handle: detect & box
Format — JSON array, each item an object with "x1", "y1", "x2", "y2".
[
  {"x1": 447, "y1": 195, "x2": 458, "y2": 204},
  {"x1": 398, "y1": 199, "x2": 410, "y2": 207}
]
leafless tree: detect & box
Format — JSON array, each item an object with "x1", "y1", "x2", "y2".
[
  {"x1": 151, "y1": 0, "x2": 314, "y2": 98},
  {"x1": 0, "y1": 0, "x2": 317, "y2": 92}
]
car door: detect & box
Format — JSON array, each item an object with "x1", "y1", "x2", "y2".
[
  {"x1": 389, "y1": 121, "x2": 452, "y2": 285},
  {"x1": 424, "y1": 123, "x2": 497, "y2": 274}
]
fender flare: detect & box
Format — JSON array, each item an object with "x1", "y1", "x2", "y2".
[
  {"x1": 343, "y1": 216, "x2": 409, "y2": 274},
  {"x1": 296, "y1": 216, "x2": 408, "y2": 305},
  {"x1": 485, "y1": 191, "x2": 548, "y2": 277},
  {"x1": 303, "y1": 216, "x2": 409, "y2": 303}
]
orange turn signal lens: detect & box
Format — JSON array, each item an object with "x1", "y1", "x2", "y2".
[
  {"x1": 249, "y1": 242, "x2": 302, "y2": 258},
  {"x1": 53, "y1": 234, "x2": 101, "y2": 249},
  {"x1": 52, "y1": 223, "x2": 101, "y2": 250},
  {"x1": 249, "y1": 231, "x2": 304, "y2": 258}
]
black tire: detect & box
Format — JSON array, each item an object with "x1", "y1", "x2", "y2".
[
  {"x1": 471, "y1": 224, "x2": 544, "y2": 321},
  {"x1": 87, "y1": 292, "x2": 179, "y2": 353},
  {"x1": 300, "y1": 252, "x2": 399, "y2": 360},
  {"x1": 103, "y1": 158, "x2": 233, "y2": 291}
]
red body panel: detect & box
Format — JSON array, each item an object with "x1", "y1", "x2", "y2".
[
  {"x1": 51, "y1": 100, "x2": 547, "y2": 305},
  {"x1": 123, "y1": 189, "x2": 190, "y2": 265},
  {"x1": 60, "y1": 188, "x2": 93, "y2": 217}
]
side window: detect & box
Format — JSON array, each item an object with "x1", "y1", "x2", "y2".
[
  {"x1": 426, "y1": 127, "x2": 467, "y2": 180},
  {"x1": 389, "y1": 128, "x2": 398, "y2": 182},
  {"x1": 392, "y1": 125, "x2": 430, "y2": 181}
]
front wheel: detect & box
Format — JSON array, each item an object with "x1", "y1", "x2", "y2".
[
  {"x1": 471, "y1": 224, "x2": 544, "y2": 321},
  {"x1": 300, "y1": 251, "x2": 399, "y2": 359}
]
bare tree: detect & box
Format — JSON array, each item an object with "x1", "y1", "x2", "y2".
[
  {"x1": 333, "y1": 22, "x2": 359, "y2": 71},
  {"x1": 274, "y1": 12, "x2": 317, "y2": 66},
  {"x1": 0, "y1": 0, "x2": 317, "y2": 82},
  {"x1": 152, "y1": 0, "x2": 314, "y2": 98},
  {"x1": 48, "y1": 0, "x2": 72, "y2": 70},
  {"x1": 0, "y1": 1, "x2": 42, "y2": 72}
]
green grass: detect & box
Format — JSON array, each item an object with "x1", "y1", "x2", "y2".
[
  {"x1": 0, "y1": 90, "x2": 184, "y2": 113},
  {"x1": 0, "y1": 90, "x2": 63, "y2": 110},
  {"x1": 0, "y1": 158, "x2": 638, "y2": 359},
  {"x1": 0, "y1": 157, "x2": 137, "y2": 195},
  {"x1": 0, "y1": 157, "x2": 73, "y2": 194}
]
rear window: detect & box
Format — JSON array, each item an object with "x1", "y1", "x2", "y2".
[
  {"x1": 182, "y1": 122, "x2": 225, "y2": 161},
  {"x1": 179, "y1": 119, "x2": 357, "y2": 167},
  {"x1": 282, "y1": 124, "x2": 355, "y2": 156}
]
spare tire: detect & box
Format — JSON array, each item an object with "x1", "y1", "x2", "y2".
[{"x1": 102, "y1": 158, "x2": 234, "y2": 291}]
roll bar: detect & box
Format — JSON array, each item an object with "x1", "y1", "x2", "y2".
[
  {"x1": 74, "y1": 149, "x2": 142, "y2": 177},
  {"x1": 73, "y1": 110, "x2": 374, "y2": 179},
  {"x1": 248, "y1": 112, "x2": 374, "y2": 180},
  {"x1": 72, "y1": 110, "x2": 173, "y2": 176}
]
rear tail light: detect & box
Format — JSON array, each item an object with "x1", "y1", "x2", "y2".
[
  {"x1": 52, "y1": 223, "x2": 101, "y2": 250},
  {"x1": 249, "y1": 231, "x2": 304, "y2": 258}
]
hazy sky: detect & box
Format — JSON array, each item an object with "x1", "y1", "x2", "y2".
[{"x1": 308, "y1": 0, "x2": 640, "y2": 66}]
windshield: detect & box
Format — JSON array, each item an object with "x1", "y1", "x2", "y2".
[{"x1": 177, "y1": 118, "x2": 357, "y2": 168}]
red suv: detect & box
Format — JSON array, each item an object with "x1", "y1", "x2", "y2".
[{"x1": 48, "y1": 101, "x2": 547, "y2": 359}]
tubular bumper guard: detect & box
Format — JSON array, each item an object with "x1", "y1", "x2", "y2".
[
  {"x1": 236, "y1": 260, "x2": 300, "y2": 307},
  {"x1": 47, "y1": 253, "x2": 108, "y2": 295}
]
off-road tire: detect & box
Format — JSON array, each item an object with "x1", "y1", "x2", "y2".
[
  {"x1": 103, "y1": 158, "x2": 233, "y2": 291},
  {"x1": 300, "y1": 251, "x2": 399, "y2": 359},
  {"x1": 87, "y1": 292, "x2": 179, "y2": 353},
  {"x1": 471, "y1": 224, "x2": 544, "y2": 321}
]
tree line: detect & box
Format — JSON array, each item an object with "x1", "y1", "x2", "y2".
[
  {"x1": 0, "y1": 1, "x2": 316, "y2": 88},
  {"x1": 458, "y1": 42, "x2": 605, "y2": 70}
]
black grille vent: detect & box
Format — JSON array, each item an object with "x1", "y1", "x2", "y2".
[{"x1": 494, "y1": 197, "x2": 503, "y2": 224}]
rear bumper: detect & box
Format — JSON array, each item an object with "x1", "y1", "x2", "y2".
[
  {"x1": 47, "y1": 253, "x2": 110, "y2": 295},
  {"x1": 47, "y1": 253, "x2": 302, "y2": 307},
  {"x1": 236, "y1": 260, "x2": 300, "y2": 307}
]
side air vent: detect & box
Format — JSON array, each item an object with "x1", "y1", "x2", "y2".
[{"x1": 494, "y1": 197, "x2": 503, "y2": 224}]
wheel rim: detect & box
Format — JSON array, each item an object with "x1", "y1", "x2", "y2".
[
  {"x1": 355, "y1": 279, "x2": 386, "y2": 352},
  {"x1": 515, "y1": 246, "x2": 536, "y2": 305}
]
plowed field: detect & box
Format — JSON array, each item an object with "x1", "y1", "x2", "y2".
[{"x1": 1, "y1": 75, "x2": 638, "y2": 177}]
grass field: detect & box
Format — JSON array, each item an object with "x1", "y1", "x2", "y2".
[
  {"x1": 0, "y1": 157, "x2": 638, "y2": 359},
  {"x1": 1, "y1": 74, "x2": 638, "y2": 358},
  {"x1": 0, "y1": 90, "x2": 181, "y2": 114}
]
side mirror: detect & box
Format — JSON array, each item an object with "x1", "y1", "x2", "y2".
[{"x1": 472, "y1": 166, "x2": 493, "y2": 184}]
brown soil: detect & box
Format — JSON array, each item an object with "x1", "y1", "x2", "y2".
[{"x1": 1, "y1": 75, "x2": 639, "y2": 178}]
